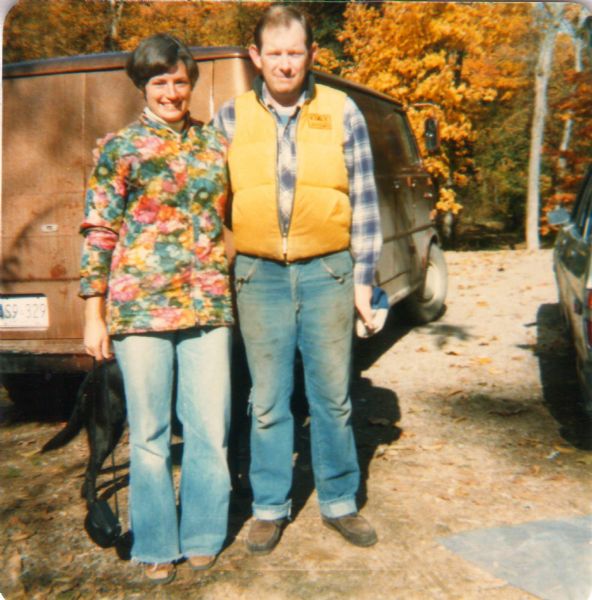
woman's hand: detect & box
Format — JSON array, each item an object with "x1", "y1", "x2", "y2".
[{"x1": 83, "y1": 296, "x2": 112, "y2": 360}]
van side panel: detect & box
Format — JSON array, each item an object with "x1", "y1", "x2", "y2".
[
  {"x1": 2, "y1": 73, "x2": 88, "y2": 351},
  {"x1": 212, "y1": 57, "x2": 255, "y2": 113},
  {"x1": 1, "y1": 49, "x2": 442, "y2": 375}
]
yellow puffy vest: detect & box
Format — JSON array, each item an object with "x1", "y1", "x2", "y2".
[{"x1": 228, "y1": 84, "x2": 351, "y2": 261}]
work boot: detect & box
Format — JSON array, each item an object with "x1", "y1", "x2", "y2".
[
  {"x1": 322, "y1": 513, "x2": 378, "y2": 547},
  {"x1": 246, "y1": 518, "x2": 285, "y2": 555}
]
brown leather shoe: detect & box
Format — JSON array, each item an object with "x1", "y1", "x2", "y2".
[
  {"x1": 322, "y1": 513, "x2": 378, "y2": 547},
  {"x1": 246, "y1": 518, "x2": 286, "y2": 555}
]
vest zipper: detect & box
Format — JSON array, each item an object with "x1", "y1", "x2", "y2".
[{"x1": 267, "y1": 97, "x2": 307, "y2": 263}]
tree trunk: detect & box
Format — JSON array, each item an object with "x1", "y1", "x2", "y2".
[
  {"x1": 558, "y1": 9, "x2": 586, "y2": 177},
  {"x1": 105, "y1": 0, "x2": 124, "y2": 52},
  {"x1": 526, "y1": 8, "x2": 561, "y2": 250}
]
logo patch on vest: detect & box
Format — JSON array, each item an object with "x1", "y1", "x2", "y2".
[{"x1": 307, "y1": 113, "x2": 332, "y2": 129}]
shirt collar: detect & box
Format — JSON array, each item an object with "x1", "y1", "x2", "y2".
[{"x1": 141, "y1": 107, "x2": 190, "y2": 133}]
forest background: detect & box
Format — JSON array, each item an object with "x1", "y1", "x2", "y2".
[{"x1": 3, "y1": 0, "x2": 592, "y2": 249}]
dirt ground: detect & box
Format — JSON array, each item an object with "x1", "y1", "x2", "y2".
[{"x1": 1, "y1": 249, "x2": 591, "y2": 599}]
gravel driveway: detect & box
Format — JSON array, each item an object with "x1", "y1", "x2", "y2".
[{"x1": 1, "y1": 249, "x2": 590, "y2": 599}]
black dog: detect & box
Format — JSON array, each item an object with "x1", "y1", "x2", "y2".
[{"x1": 42, "y1": 360, "x2": 127, "y2": 506}]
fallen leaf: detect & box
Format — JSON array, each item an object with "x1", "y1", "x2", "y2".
[
  {"x1": 20, "y1": 449, "x2": 40, "y2": 458},
  {"x1": 11, "y1": 530, "x2": 34, "y2": 541},
  {"x1": 553, "y1": 444, "x2": 576, "y2": 454},
  {"x1": 61, "y1": 553, "x2": 74, "y2": 566},
  {"x1": 475, "y1": 357, "x2": 493, "y2": 365},
  {"x1": 445, "y1": 350, "x2": 460, "y2": 356},
  {"x1": 8, "y1": 551, "x2": 22, "y2": 584},
  {"x1": 421, "y1": 443, "x2": 445, "y2": 451},
  {"x1": 446, "y1": 389, "x2": 464, "y2": 397},
  {"x1": 415, "y1": 346, "x2": 428, "y2": 353},
  {"x1": 489, "y1": 408, "x2": 529, "y2": 417},
  {"x1": 374, "y1": 445, "x2": 388, "y2": 458}
]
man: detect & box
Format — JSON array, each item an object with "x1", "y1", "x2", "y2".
[{"x1": 215, "y1": 5, "x2": 382, "y2": 554}]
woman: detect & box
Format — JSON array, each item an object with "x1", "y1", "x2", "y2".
[{"x1": 80, "y1": 34, "x2": 233, "y2": 584}]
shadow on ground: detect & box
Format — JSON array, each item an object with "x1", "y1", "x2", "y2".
[
  {"x1": 534, "y1": 303, "x2": 592, "y2": 450},
  {"x1": 0, "y1": 308, "x2": 433, "y2": 557}
]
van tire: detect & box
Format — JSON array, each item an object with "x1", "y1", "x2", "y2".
[{"x1": 403, "y1": 243, "x2": 448, "y2": 324}]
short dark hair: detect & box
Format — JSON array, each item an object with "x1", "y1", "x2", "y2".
[
  {"x1": 126, "y1": 33, "x2": 199, "y2": 91},
  {"x1": 254, "y1": 5, "x2": 313, "y2": 50}
]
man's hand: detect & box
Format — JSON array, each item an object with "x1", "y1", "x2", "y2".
[
  {"x1": 84, "y1": 296, "x2": 112, "y2": 360},
  {"x1": 354, "y1": 284, "x2": 375, "y2": 334}
]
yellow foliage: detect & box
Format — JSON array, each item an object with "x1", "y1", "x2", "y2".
[
  {"x1": 315, "y1": 47, "x2": 341, "y2": 74},
  {"x1": 436, "y1": 188, "x2": 463, "y2": 215},
  {"x1": 338, "y1": 2, "x2": 533, "y2": 215}
]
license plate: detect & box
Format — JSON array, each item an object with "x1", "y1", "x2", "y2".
[{"x1": 0, "y1": 295, "x2": 49, "y2": 329}]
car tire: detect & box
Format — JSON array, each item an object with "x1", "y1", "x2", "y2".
[{"x1": 403, "y1": 243, "x2": 448, "y2": 324}]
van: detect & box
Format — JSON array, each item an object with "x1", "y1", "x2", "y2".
[{"x1": 1, "y1": 47, "x2": 447, "y2": 400}]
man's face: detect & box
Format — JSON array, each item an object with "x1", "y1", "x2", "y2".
[{"x1": 249, "y1": 21, "x2": 317, "y2": 107}]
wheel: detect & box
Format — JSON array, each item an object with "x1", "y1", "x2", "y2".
[{"x1": 403, "y1": 243, "x2": 448, "y2": 324}]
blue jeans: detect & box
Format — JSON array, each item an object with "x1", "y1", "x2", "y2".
[
  {"x1": 235, "y1": 251, "x2": 360, "y2": 520},
  {"x1": 113, "y1": 326, "x2": 231, "y2": 563}
]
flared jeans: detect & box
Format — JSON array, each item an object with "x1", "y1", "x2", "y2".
[{"x1": 113, "y1": 326, "x2": 231, "y2": 563}]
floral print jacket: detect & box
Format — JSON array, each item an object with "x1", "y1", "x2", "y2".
[{"x1": 80, "y1": 111, "x2": 233, "y2": 335}]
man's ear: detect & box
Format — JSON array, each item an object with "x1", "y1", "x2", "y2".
[
  {"x1": 309, "y1": 42, "x2": 319, "y2": 66},
  {"x1": 249, "y1": 44, "x2": 263, "y2": 70}
]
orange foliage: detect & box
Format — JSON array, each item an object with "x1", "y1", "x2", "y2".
[
  {"x1": 337, "y1": 2, "x2": 533, "y2": 215},
  {"x1": 3, "y1": 1, "x2": 267, "y2": 61}
]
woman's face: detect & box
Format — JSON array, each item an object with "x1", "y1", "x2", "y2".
[{"x1": 145, "y1": 61, "x2": 192, "y2": 123}]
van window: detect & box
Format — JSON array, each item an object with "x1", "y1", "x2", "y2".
[
  {"x1": 382, "y1": 108, "x2": 420, "y2": 168},
  {"x1": 351, "y1": 95, "x2": 418, "y2": 173}
]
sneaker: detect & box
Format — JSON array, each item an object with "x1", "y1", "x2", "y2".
[
  {"x1": 246, "y1": 518, "x2": 286, "y2": 555},
  {"x1": 322, "y1": 513, "x2": 378, "y2": 547},
  {"x1": 144, "y1": 563, "x2": 176, "y2": 585},
  {"x1": 188, "y1": 555, "x2": 216, "y2": 571}
]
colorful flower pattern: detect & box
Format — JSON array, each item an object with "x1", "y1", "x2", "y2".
[{"x1": 80, "y1": 112, "x2": 233, "y2": 335}]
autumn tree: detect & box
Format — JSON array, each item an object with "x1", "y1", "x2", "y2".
[
  {"x1": 4, "y1": 0, "x2": 114, "y2": 61},
  {"x1": 3, "y1": 0, "x2": 267, "y2": 60},
  {"x1": 336, "y1": 2, "x2": 533, "y2": 218},
  {"x1": 540, "y1": 5, "x2": 592, "y2": 236}
]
